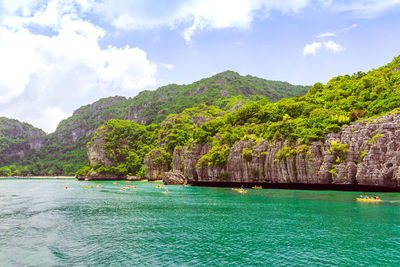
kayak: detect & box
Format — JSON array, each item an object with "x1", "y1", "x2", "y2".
[{"x1": 356, "y1": 198, "x2": 381, "y2": 203}]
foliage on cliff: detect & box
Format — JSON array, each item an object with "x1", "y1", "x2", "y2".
[
  {"x1": 76, "y1": 120, "x2": 158, "y2": 177},
  {"x1": 79, "y1": 54, "x2": 400, "y2": 177},
  {"x1": 126, "y1": 71, "x2": 309, "y2": 125},
  {"x1": 193, "y1": 55, "x2": 400, "y2": 167},
  {"x1": 0, "y1": 117, "x2": 45, "y2": 169},
  {"x1": 1, "y1": 71, "x2": 308, "y2": 176}
]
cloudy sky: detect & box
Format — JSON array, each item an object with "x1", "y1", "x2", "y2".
[{"x1": 1, "y1": 0, "x2": 400, "y2": 133}]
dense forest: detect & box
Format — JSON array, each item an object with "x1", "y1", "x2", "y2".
[
  {"x1": 0, "y1": 71, "x2": 309, "y2": 176},
  {"x1": 76, "y1": 55, "x2": 400, "y2": 179}
]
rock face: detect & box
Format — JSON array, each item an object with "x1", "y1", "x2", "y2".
[
  {"x1": 163, "y1": 171, "x2": 186, "y2": 185},
  {"x1": 55, "y1": 96, "x2": 128, "y2": 145},
  {"x1": 171, "y1": 114, "x2": 400, "y2": 190},
  {"x1": 0, "y1": 117, "x2": 46, "y2": 164},
  {"x1": 86, "y1": 127, "x2": 112, "y2": 167},
  {"x1": 144, "y1": 150, "x2": 169, "y2": 180}
]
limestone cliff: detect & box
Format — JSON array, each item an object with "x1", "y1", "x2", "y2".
[
  {"x1": 171, "y1": 113, "x2": 400, "y2": 190},
  {"x1": 0, "y1": 117, "x2": 46, "y2": 165},
  {"x1": 86, "y1": 126, "x2": 112, "y2": 167},
  {"x1": 144, "y1": 150, "x2": 169, "y2": 180}
]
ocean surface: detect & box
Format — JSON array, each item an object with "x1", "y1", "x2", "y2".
[{"x1": 0, "y1": 179, "x2": 399, "y2": 266}]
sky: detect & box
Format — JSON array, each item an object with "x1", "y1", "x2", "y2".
[{"x1": 1, "y1": 0, "x2": 400, "y2": 133}]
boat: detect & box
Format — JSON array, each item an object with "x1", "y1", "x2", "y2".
[
  {"x1": 233, "y1": 188, "x2": 247, "y2": 193},
  {"x1": 356, "y1": 197, "x2": 381, "y2": 203},
  {"x1": 252, "y1": 186, "x2": 262, "y2": 189}
]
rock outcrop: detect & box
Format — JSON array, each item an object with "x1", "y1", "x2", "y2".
[
  {"x1": 0, "y1": 117, "x2": 46, "y2": 164},
  {"x1": 163, "y1": 171, "x2": 186, "y2": 185},
  {"x1": 171, "y1": 113, "x2": 400, "y2": 190},
  {"x1": 87, "y1": 127, "x2": 112, "y2": 167},
  {"x1": 144, "y1": 150, "x2": 169, "y2": 180}
]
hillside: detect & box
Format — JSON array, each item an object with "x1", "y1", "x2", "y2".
[
  {"x1": 0, "y1": 117, "x2": 45, "y2": 176},
  {"x1": 79, "y1": 55, "x2": 400, "y2": 190},
  {"x1": 1, "y1": 71, "x2": 309, "y2": 175},
  {"x1": 124, "y1": 71, "x2": 310, "y2": 125}
]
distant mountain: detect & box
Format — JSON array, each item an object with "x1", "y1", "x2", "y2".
[
  {"x1": 123, "y1": 71, "x2": 310, "y2": 125},
  {"x1": 1, "y1": 71, "x2": 310, "y2": 175},
  {"x1": 0, "y1": 117, "x2": 45, "y2": 170}
]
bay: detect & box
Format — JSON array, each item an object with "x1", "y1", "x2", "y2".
[{"x1": 0, "y1": 179, "x2": 399, "y2": 266}]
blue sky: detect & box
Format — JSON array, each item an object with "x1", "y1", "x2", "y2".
[{"x1": 0, "y1": 0, "x2": 400, "y2": 133}]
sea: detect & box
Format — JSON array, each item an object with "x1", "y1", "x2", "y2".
[{"x1": 0, "y1": 179, "x2": 399, "y2": 266}]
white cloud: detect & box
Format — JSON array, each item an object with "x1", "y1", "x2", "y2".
[
  {"x1": 96, "y1": 0, "x2": 311, "y2": 42},
  {"x1": 0, "y1": 0, "x2": 158, "y2": 133},
  {"x1": 332, "y1": 0, "x2": 400, "y2": 18},
  {"x1": 317, "y1": 32, "x2": 335, "y2": 38},
  {"x1": 303, "y1": 40, "x2": 344, "y2": 56},
  {"x1": 303, "y1": 42, "x2": 322, "y2": 56},
  {"x1": 317, "y1": 24, "x2": 357, "y2": 39},
  {"x1": 338, "y1": 23, "x2": 358, "y2": 33},
  {"x1": 324, "y1": 40, "x2": 343, "y2": 53},
  {"x1": 159, "y1": 63, "x2": 175, "y2": 70}
]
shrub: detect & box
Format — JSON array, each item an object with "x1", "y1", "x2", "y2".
[
  {"x1": 242, "y1": 148, "x2": 253, "y2": 162},
  {"x1": 329, "y1": 141, "x2": 348, "y2": 162},
  {"x1": 368, "y1": 132, "x2": 382, "y2": 145},
  {"x1": 218, "y1": 172, "x2": 229, "y2": 180}
]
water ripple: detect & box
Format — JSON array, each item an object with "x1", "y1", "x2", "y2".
[{"x1": 0, "y1": 180, "x2": 399, "y2": 266}]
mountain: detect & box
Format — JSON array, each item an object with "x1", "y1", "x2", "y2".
[
  {"x1": 80, "y1": 55, "x2": 400, "y2": 190},
  {"x1": 1, "y1": 71, "x2": 309, "y2": 175},
  {"x1": 123, "y1": 71, "x2": 310, "y2": 125},
  {"x1": 0, "y1": 117, "x2": 45, "y2": 175}
]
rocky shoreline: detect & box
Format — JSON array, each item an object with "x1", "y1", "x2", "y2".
[
  {"x1": 84, "y1": 113, "x2": 400, "y2": 191},
  {"x1": 151, "y1": 113, "x2": 400, "y2": 191}
]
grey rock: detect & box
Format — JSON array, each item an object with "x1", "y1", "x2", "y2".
[
  {"x1": 171, "y1": 113, "x2": 400, "y2": 190},
  {"x1": 163, "y1": 171, "x2": 187, "y2": 185}
]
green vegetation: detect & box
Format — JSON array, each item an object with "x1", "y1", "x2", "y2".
[
  {"x1": 3, "y1": 54, "x2": 400, "y2": 177},
  {"x1": 77, "y1": 54, "x2": 400, "y2": 177},
  {"x1": 0, "y1": 117, "x2": 46, "y2": 176},
  {"x1": 368, "y1": 132, "x2": 382, "y2": 145},
  {"x1": 360, "y1": 150, "x2": 367, "y2": 160},
  {"x1": 76, "y1": 119, "x2": 158, "y2": 177},
  {"x1": 275, "y1": 145, "x2": 311, "y2": 162},
  {"x1": 189, "y1": 55, "x2": 400, "y2": 169},
  {"x1": 242, "y1": 148, "x2": 253, "y2": 162},
  {"x1": 127, "y1": 71, "x2": 309, "y2": 125},
  {"x1": 1, "y1": 71, "x2": 308, "y2": 176},
  {"x1": 329, "y1": 141, "x2": 349, "y2": 163}
]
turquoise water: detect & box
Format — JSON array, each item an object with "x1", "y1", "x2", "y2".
[{"x1": 0, "y1": 180, "x2": 399, "y2": 266}]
